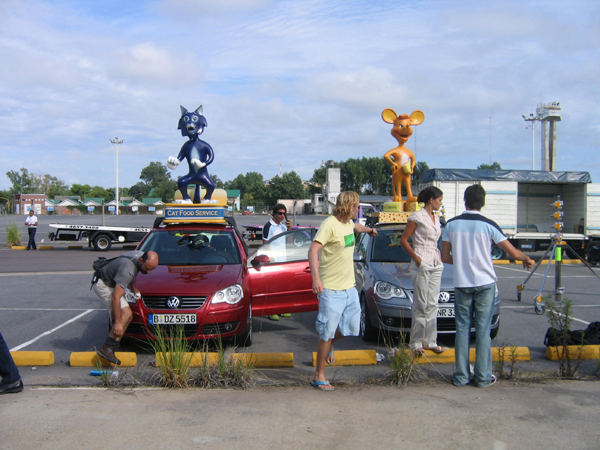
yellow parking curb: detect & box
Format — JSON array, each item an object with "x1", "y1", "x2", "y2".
[
  {"x1": 67, "y1": 245, "x2": 84, "y2": 249},
  {"x1": 492, "y1": 260, "x2": 511, "y2": 265},
  {"x1": 229, "y1": 352, "x2": 294, "y2": 368},
  {"x1": 539, "y1": 259, "x2": 582, "y2": 265},
  {"x1": 70, "y1": 352, "x2": 137, "y2": 367},
  {"x1": 38, "y1": 246, "x2": 54, "y2": 250},
  {"x1": 11, "y1": 351, "x2": 55, "y2": 366},
  {"x1": 312, "y1": 349, "x2": 377, "y2": 366},
  {"x1": 401, "y1": 347, "x2": 530, "y2": 364},
  {"x1": 155, "y1": 352, "x2": 220, "y2": 367},
  {"x1": 546, "y1": 345, "x2": 600, "y2": 360},
  {"x1": 11, "y1": 246, "x2": 26, "y2": 250}
]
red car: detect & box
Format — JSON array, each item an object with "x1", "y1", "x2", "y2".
[{"x1": 124, "y1": 218, "x2": 318, "y2": 346}]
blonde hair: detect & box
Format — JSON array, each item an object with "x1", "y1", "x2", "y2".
[{"x1": 333, "y1": 191, "x2": 360, "y2": 222}]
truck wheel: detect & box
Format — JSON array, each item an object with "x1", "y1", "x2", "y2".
[
  {"x1": 491, "y1": 244, "x2": 506, "y2": 260},
  {"x1": 93, "y1": 234, "x2": 112, "y2": 251}
]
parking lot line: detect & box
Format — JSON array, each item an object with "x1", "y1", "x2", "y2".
[
  {"x1": 10, "y1": 310, "x2": 96, "y2": 351},
  {"x1": 0, "y1": 271, "x2": 90, "y2": 277}
]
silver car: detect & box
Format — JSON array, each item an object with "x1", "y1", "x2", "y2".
[{"x1": 354, "y1": 224, "x2": 500, "y2": 342}]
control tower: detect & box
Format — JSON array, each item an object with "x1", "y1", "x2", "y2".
[{"x1": 536, "y1": 102, "x2": 561, "y2": 171}]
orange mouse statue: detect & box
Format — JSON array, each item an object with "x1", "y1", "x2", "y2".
[{"x1": 382, "y1": 109, "x2": 425, "y2": 203}]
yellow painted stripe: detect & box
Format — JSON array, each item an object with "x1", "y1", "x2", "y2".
[
  {"x1": 11, "y1": 246, "x2": 26, "y2": 250},
  {"x1": 492, "y1": 260, "x2": 511, "y2": 265},
  {"x1": 38, "y1": 246, "x2": 54, "y2": 250},
  {"x1": 155, "y1": 352, "x2": 220, "y2": 367},
  {"x1": 229, "y1": 352, "x2": 294, "y2": 368},
  {"x1": 539, "y1": 259, "x2": 582, "y2": 265},
  {"x1": 11, "y1": 351, "x2": 54, "y2": 366},
  {"x1": 70, "y1": 352, "x2": 137, "y2": 367},
  {"x1": 311, "y1": 349, "x2": 377, "y2": 366},
  {"x1": 546, "y1": 345, "x2": 600, "y2": 360}
]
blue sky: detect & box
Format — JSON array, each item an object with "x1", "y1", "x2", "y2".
[{"x1": 1, "y1": 0, "x2": 599, "y2": 191}]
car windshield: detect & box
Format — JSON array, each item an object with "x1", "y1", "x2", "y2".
[
  {"x1": 370, "y1": 229, "x2": 411, "y2": 263},
  {"x1": 139, "y1": 229, "x2": 240, "y2": 265}
]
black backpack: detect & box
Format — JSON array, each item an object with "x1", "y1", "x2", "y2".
[
  {"x1": 544, "y1": 321, "x2": 600, "y2": 346},
  {"x1": 90, "y1": 256, "x2": 120, "y2": 290}
]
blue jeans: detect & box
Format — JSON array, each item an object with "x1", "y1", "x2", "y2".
[
  {"x1": 453, "y1": 283, "x2": 495, "y2": 388},
  {"x1": 0, "y1": 331, "x2": 21, "y2": 385}
]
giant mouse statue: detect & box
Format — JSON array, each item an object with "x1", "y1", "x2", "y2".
[
  {"x1": 382, "y1": 108, "x2": 425, "y2": 203},
  {"x1": 167, "y1": 105, "x2": 217, "y2": 204}
]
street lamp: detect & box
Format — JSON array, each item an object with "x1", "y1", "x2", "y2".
[
  {"x1": 522, "y1": 114, "x2": 538, "y2": 170},
  {"x1": 110, "y1": 137, "x2": 124, "y2": 215}
]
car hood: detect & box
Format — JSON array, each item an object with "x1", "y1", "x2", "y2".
[
  {"x1": 135, "y1": 264, "x2": 243, "y2": 296},
  {"x1": 370, "y1": 262, "x2": 455, "y2": 291}
]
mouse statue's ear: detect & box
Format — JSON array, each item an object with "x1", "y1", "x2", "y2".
[
  {"x1": 382, "y1": 108, "x2": 398, "y2": 124},
  {"x1": 409, "y1": 110, "x2": 425, "y2": 126}
]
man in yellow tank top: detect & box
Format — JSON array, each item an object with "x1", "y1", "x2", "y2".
[{"x1": 308, "y1": 191, "x2": 378, "y2": 391}]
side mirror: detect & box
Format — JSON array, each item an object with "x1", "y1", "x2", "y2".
[
  {"x1": 353, "y1": 252, "x2": 364, "y2": 263},
  {"x1": 251, "y1": 254, "x2": 271, "y2": 268}
]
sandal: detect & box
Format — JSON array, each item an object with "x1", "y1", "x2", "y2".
[
  {"x1": 326, "y1": 347, "x2": 335, "y2": 365},
  {"x1": 413, "y1": 348, "x2": 426, "y2": 356},
  {"x1": 425, "y1": 345, "x2": 445, "y2": 354}
]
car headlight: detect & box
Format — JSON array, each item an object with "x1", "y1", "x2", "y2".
[
  {"x1": 374, "y1": 281, "x2": 407, "y2": 300},
  {"x1": 212, "y1": 284, "x2": 244, "y2": 305}
]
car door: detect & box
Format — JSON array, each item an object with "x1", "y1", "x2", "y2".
[{"x1": 247, "y1": 228, "x2": 318, "y2": 316}]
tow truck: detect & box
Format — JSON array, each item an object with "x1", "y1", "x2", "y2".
[{"x1": 48, "y1": 223, "x2": 151, "y2": 251}]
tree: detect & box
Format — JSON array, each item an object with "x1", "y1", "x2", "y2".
[
  {"x1": 362, "y1": 157, "x2": 392, "y2": 195},
  {"x1": 6, "y1": 168, "x2": 34, "y2": 195},
  {"x1": 153, "y1": 180, "x2": 178, "y2": 203},
  {"x1": 477, "y1": 162, "x2": 502, "y2": 170},
  {"x1": 87, "y1": 186, "x2": 112, "y2": 202},
  {"x1": 225, "y1": 172, "x2": 266, "y2": 202},
  {"x1": 129, "y1": 182, "x2": 149, "y2": 200},
  {"x1": 266, "y1": 171, "x2": 305, "y2": 203},
  {"x1": 140, "y1": 161, "x2": 171, "y2": 188},
  {"x1": 412, "y1": 161, "x2": 430, "y2": 186},
  {"x1": 68, "y1": 183, "x2": 92, "y2": 199}
]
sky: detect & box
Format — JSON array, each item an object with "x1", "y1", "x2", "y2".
[{"x1": 1, "y1": 0, "x2": 599, "y2": 192}]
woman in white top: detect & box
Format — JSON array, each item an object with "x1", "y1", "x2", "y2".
[{"x1": 400, "y1": 186, "x2": 445, "y2": 354}]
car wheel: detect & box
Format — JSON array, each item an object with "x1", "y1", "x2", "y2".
[
  {"x1": 360, "y1": 295, "x2": 377, "y2": 342},
  {"x1": 490, "y1": 319, "x2": 500, "y2": 339},
  {"x1": 490, "y1": 244, "x2": 506, "y2": 260},
  {"x1": 293, "y1": 233, "x2": 307, "y2": 247},
  {"x1": 233, "y1": 306, "x2": 252, "y2": 347},
  {"x1": 93, "y1": 234, "x2": 112, "y2": 251}
]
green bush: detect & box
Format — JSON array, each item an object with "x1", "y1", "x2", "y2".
[{"x1": 6, "y1": 221, "x2": 21, "y2": 247}]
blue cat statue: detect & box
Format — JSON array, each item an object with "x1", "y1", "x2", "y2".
[{"x1": 167, "y1": 105, "x2": 217, "y2": 204}]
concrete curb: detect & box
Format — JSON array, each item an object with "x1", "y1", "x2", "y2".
[
  {"x1": 400, "y1": 346, "x2": 531, "y2": 364},
  {"x1": 546, "y1": 345, "x2": 600, "y2": 360},
  {"x1": 493, "y1": 259, "x2": 583, "y2": 265},
  {"x1": 11, "y1": 351, "x2": 55, "y2": 366},
  {"x1": 67, "y1": 245, "x2": 84, "y2": 249},
  {"x1": 11, "y1": 246, "x2": 26, "y2": 250},
  {"x1": 38, "y1": 245, "x2": 54, "y2": 250},
  {"x1": 70, "y1": 352, "x2": 137, "y2": 367},
  {"x1": 311, "y1": 349, "x2": 377, "y2": 366},
  {"x1": 230, "y1": 352, "x2": 294, "y2": 368}
]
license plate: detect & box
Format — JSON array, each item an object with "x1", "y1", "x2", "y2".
[
  {"x1": 148, "y1": 314, "x2": 197, "y2": 325},
  {"x1": 437, "y1": 307, "x2": 455, "y2": 318}
]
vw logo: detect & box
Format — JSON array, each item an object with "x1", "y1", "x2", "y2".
[
  {"x1": 438, "y1": 292, "x2": 451, "y2": 303},
  {"x1": 166, "y1": 296, "x2": 180, "y2": 309}
]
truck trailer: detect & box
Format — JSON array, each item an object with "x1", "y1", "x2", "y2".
[{"x1": 418, "y1": 169, "x2": 600, "y2": 261}]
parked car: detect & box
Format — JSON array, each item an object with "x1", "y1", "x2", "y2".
[
  {"x1": 127, "y1": 218, "x2": 318, "y2": 346},
  {"x1": 354, "y1": 224, "x2": 500, "y2": 342}
]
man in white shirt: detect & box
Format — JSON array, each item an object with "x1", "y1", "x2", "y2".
[
  {"x1": 263, "y1": 204, "x2": 292, "y2": 320},
  {"x1": 24, "y1": 210, "x2": 38, "y2": 250}
]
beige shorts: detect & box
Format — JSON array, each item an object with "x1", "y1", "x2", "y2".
[{"x1": 93, "y1": 279, "x2": 129, "y2": 312}]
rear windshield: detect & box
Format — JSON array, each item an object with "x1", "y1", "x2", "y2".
[{"x1": 139, "y1": 229, "x2": 240, "y2": 265}]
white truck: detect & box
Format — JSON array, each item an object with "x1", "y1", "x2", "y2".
[
  {"x1": 48, "y1": 223, "x2": 151, "y2": 251},
  {"x1": 418, "y1": 169, "x2": 600, "y2": 262}
]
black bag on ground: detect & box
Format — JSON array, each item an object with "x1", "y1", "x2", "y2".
[{"x1": 544, "y1": 322, "x2": 600, "y2": 346}]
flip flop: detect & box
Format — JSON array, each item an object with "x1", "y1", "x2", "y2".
[
  {"x1": 310, "y1": 380, "x2": 335, "y2": 391},
  {"x1": 326, "y1": 347, "x2": 335, "y2": 365},
  {"x1": 425, "y1": 346, "x2": 445, "y2": 354}
]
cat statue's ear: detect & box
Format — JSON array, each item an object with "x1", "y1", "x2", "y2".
[
  {"x1": 180, "y1": 105, "x2": 188, "y2": 116},
  {"x1": 195, "y1": 105, "x2": 203, "y2": 116}
]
